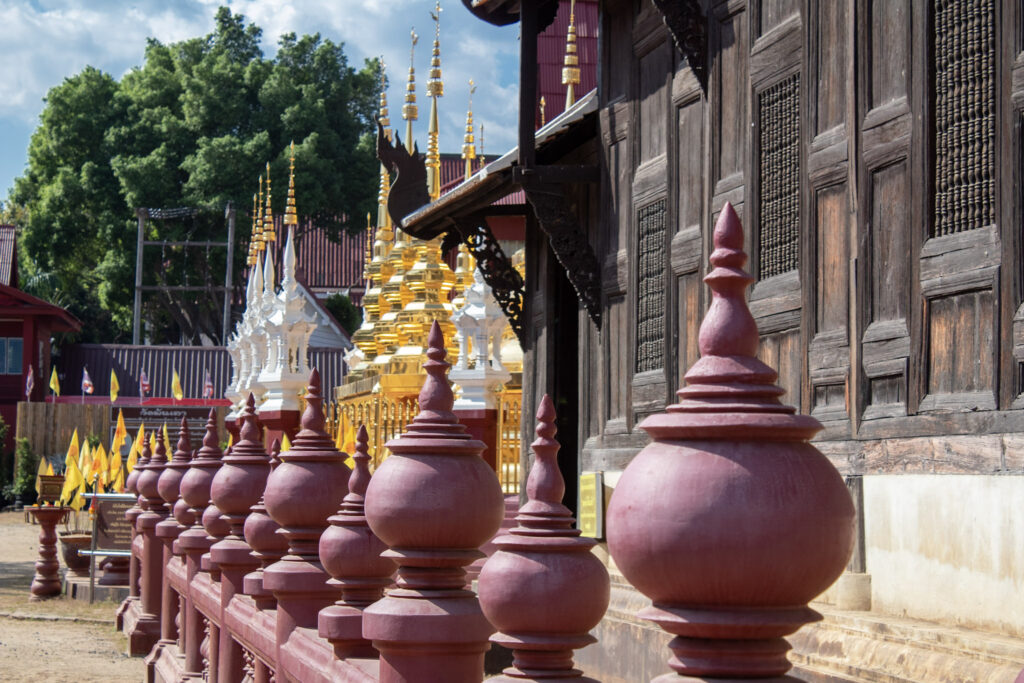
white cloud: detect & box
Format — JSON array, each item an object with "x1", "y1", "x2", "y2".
[{"x1": 0, "y1": 0, "x2": 522, "y2": 196}]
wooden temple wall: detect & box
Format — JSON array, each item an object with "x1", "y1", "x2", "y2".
[{"x1": 538, "y1": 0, "x2": 1024, "y2": 480}]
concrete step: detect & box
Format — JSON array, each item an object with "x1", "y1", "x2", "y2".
[{"x1": 790, "y1": 604, "x2": 1024, "y2": 683}]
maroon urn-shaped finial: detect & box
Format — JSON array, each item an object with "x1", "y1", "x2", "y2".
[
  {"x1": 478, "y1": 394, "x2": 610, "y2": 681},
  {"x1": 138, "y1": 429, "x2": 169, "y2": 514},
  {"x1": 263, "y1": 369, "x2": 351, "y2": 636},
  {"x1": 179, "y1": 411, "x2": 226, "y2": 562},
  {"x1": 363, "y1": 322, "x2": 505, "y2": 682},
  {"x1": 126, "y1": 429, "x2": 149, "y2": 521},
  {"x1": 606, "y1": 203, "x2": 855, "y2": 680},
  {"x1": 243, "y1": 438, "x2": 288, "y2": 608},
  {"x1": 318, "y1": 424, "x2": 395, "y2": 659},
  {"x1": 159, "y1": 418, "x2": 194, "y2": 534},
  {"x1": 210, "y1": 394, "x2": 270, "y2": 563}
]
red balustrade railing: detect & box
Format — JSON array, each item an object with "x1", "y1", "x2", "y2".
[{"x1": 118, "y1": 207, "x2": 852, "y2": 682}]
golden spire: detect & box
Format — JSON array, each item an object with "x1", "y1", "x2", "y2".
[
  {"x1": 426, "y1": 1, "x2": 443, "y2": 201},
  {"x1": 263, "y1": 162, "x2": 275, "y2": 243},
  {"x1": 378, "y1": 61, "x2": 393, "y2": 231},
  {"x1": 540, "y1": 95, "x2": 547, "y2": 127},
  {"x1": 284, "y1": 142, "x2": 298, "y2": 227},
  {"x1": 248, "y1": 190, "x2": 259, "y2": 265},
  {"x1": 402, "y1": 29, "x2": 419, "y2": 155},
  {"x1": 478, "y1": 123, "x2": 485, "y2": 170},
  {"x1": 562, "y1": 0, "x2": 580, "y2": 108},
  {"x1": 462, "y1": 79, "x2": 476, "y2": 181},
  {"x1": 255, "y1": 174, "x2": 266, "y2": 254}
]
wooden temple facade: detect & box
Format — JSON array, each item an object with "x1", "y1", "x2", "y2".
[{"x1": 386, "y1": 0, "x2": 1024, "y2": 679}]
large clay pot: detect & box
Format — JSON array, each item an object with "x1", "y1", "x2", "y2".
[{"x1": 59, "y1": 532, "x2": 92, "y2": 577}]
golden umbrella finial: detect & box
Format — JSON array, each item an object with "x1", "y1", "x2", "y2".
[
  {"x1": 426, "y1": 2, "x2": 443, "y2": 201},
  {"x1": 255, "y1": 174, "x2": 266, "y2": 253},
  {"x1": 378, "y1": 56, "x2": 391, "y2": 136},
  {"x1": 540, "y1": 95, "x2": 547, "y2": 127},
  {"x1": 478, "y1": 123, "x2": 485, "y2": 170},
  {"x1": 462, "y1": 79, "x2": 477, "y2": 181},
  {"x1": 263, "y1": 161, "x2": 276, "y2": 244},
  {"x1": 562, "y1": 0, "x2": 580, "y2": 108},
  {"x1": 284, "y1": 141, "x2": 298, "y2": 227},
  {"x1": 403, "y1": 29, "x2": 419, "y2": 155}
]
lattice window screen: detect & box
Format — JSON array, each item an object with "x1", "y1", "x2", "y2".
[
  {"x1": 933, "y1": 0, "x2": 995, "y2": 236},
  {"x1": 636, "y1": 199, "x2": 667, "y2": 374},
  {"x1": 758, "y1": 74, "x2": 801, "y2": 279}
]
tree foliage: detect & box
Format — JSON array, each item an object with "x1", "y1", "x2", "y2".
[
  {"x1": 9, "y1": 7, "x2": 380, "y2": 344},
  {"x1": 324, "y1": 293, "x2": 363, "y2": 336}
]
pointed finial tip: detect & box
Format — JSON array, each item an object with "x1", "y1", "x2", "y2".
[
  {"x1": 427, "y1": 320, "x2": 444, "y2": 352},
  {"x1": 208, "y1": 407, "x2": 216, "y2": 421},
  {"x1": 246, "y1": 393, "x2": 256, "y2": 409},
  {"x1": 357, "y1": 424, "x2": 368, "y2": 441},
  {"x1": 537, "y1": 393, "x2": 556, "y2": 423},
  {"x1": 308, "y1": 367, "x2": 321, "y2": 390},
  {"x1": 715, "y1": 202, "x2": 744, "y2": 250}
]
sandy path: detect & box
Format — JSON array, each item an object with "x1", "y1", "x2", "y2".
[{"x1": 0, "y1": 510, "x2": 144, "y2": 682}]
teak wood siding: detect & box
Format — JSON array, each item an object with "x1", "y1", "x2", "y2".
[{"x1": 532, "y1": 0, "x2": 1024, "y2": 481}]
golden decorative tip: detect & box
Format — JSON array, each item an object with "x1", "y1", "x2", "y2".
[
  {"x1": 462, "y1": 79, "x2": 477, "y2": 180},
  {"x1": 403, "y1": 29, "x2": 419, "y2": 122},
  {"x1": 284, "y1": 142, "x2": 298, "y2": 227},
  {"x1": 478, "y1": 123, "x2": 485, "y2": 170},
  {"x1": 426, "y1": 1, "x2": 444, "y2": 98},
  {"x1": 255, "y1": 175, "x2": 265, "y2": 243},
  {"x1": 263, "y1": 162, "x2": 276, "y2": 243},
  {"x1": 562, "y1": 0, "x2": 580, "y2": 108},
  {"x1": 378, "y1": 57, "x2": 391, "y2": 133},
  {"x1": 540, "y1": 96, "x2": 547, "y2": 127}
]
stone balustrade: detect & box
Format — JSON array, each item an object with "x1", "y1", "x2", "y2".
[{"x1": 121, "y1": 211, "x2": 853, "y2": 681}]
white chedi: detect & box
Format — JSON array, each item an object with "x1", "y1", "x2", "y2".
[{"x1": 450, "y1": 267, "x2": 511, "y2": 410}]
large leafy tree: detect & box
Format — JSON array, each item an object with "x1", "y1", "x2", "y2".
[{"x1": 9, "y1": 7, "x2": 379, "y2": 344}]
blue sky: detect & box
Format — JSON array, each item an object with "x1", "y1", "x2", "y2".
[{"x1": 0, "y1": 0, "x2": 522, "y2": 201}]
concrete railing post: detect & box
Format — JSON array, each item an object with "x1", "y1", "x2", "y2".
[
  {"x1": 606, "y1": 203, "x2": 855, "y2": 680},
  {"x1": 478, "y1": 394, "x2": 610, "y2": 681},
  {"x1": 178, "y1": 409, "x2": 225, "y2": 678},
  {"x1": 363, "y1": 321, "x2": 505, "y2": 682},
  {"x1": 318, "y1": 424, "x2": 395, "y2": 659},
  {"x1": 210, "y1": 394, "x2": 271, "y2": 681}
]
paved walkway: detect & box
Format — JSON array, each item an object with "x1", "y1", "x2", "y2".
[{"x1": 0, "y1": 510, "x2": 144, "y2": 682}]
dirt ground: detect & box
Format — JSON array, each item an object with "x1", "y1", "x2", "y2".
[{"x1": 0, "y1": 510, "x2": 144, "y2": 682}]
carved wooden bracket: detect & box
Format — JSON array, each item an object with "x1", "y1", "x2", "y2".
[
  {"x1": 449, "y1": 219, "x2": 526, "y2": 345},
  {"x1": 524, "y1": 185, "x2": 602, "y2": 328},
  {"x1": 377, "y1": 123, "x2": 430, "y2": 229},
  {"x1": 651, "y1": 0, "x2": 707, "y2": 92}
]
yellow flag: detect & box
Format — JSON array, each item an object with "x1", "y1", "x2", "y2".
[
  {"x1": 92, "y1": 443, "x2": 109, "y2": 488},
  {"x1": 112, "y1": 409, "x2": 128, "y2": 456},
  {"x1": 149, "y1": 431, "x2": 156, "y2": 453},
  {"x1": 163, "y1": 422, "x2": 171, "y2": 460},
  {"x1": 49, "y1": 366, "x2": 60, "y2": 396},
  {"x1": 227, "y1": 433, "x2": 234, "y2": 448},
  {"x1": 78, "y1": 443, "x2": 93, "y2": 490},
  {"x1": 34, "y1": 456, "x2": 48, "y2": 495},
  {"x1": 108, "y1": 450, "x2": 124, "y2": 492},
  {"x1": 172, "y1": 369, "x2": 184, "y2": 400},
  {"x1": 109, "y1": 369, "x2": 120, "y2": 403},
  {"x1": 126, "y1": 424, "x2": 144, "y2": 473},
  {"x1": 60, "y1": 431, "x2": 84, "y2": 506},
  {"x1": 281, "y1": 432, "x2": 292, "y2": 452},
  {"x1": 46, "y1": 461, "x2": 54, "y2": 476}
]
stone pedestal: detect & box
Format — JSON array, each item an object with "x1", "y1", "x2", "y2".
[{"x1": 28, "y1": 506, "x2": 69, "y2": 601}]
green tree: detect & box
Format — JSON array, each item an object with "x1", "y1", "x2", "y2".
[
  {"x1": 324, "y1": 292, "x2": 363, "y2": 336},
  {"x1": 8, "y1": 7, "x2": 379, "y2": 344}
]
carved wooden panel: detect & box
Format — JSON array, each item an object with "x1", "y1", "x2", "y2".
[
  {"x1": 677, "y1": 99, "x2": 703, "y2": 229},
  {"x1": 815, "y1": 0, "x2": 847, "y2": 134},
  {"x1": 758, "y1": 0, "x2": 798, "y2": 37},
  {"x1": 607, "y1": 294, "x2": 628, "y2": 422},
  {"x1": 869, "y1": 0, "x2": 910, "y2": 108},
  {"x1": 676, "y1": 272, "x2": 701, "y2": 389},
  {"x1": 639, "y1": 42, "x2": 671, "y2": 163},
  {"x1": 815, "y1": 184, "x2": 849, "y2": 334},
  {"x1": 636, "y1": 199, "x2": 667, "y2": 374},
  {"x1": 758, "y1": 74, "x2": 801, "y2": 279},
  {"x1": 604, "y1": 1, "x2": 633, "y2": 102},
  {"x1": 926, "y1": 290, "x2": 995, "y2": 403},
  {"x1": 714, "y1": 5, "x2": 748, "y2": 183},
  {"x1": 933, "y1": 0, "x2": 995, "y2": 236},
  {"x1": 870, "y1": 161, "x2": 910, "y2": 323},
  {"x1": 758, "y1": 328, "x2": 802, "y2": 411}
]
